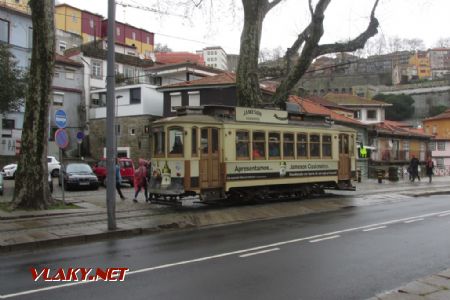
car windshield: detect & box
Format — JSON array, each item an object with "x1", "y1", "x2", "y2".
[{"x1": 66, "y1": 163, "x2": 92, "y2": 174}]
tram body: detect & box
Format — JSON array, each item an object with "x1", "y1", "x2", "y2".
[{"x1": 149, "y1": 106, "x2": 356, "y2": 202}]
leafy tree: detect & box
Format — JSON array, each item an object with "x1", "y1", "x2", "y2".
[
  {"x1": 0, "y1": 44, "x2": 26, "y2": 114},
  {"x1": 373, "y1": 94, "x2": 415, "y2": 121},
  {"x1": 12, "y1": 0, "x2": 55, "y2": 210},
  {"x1": 429, "y1": 105, "x2": 448, "y2": 117}
]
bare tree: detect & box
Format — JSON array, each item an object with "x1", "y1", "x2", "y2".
[
  {"x1": 12, "y1": 0, "x2": 55, "y2": 209},
  {"x1": 270, "y1": 0, "x2": 380, "y2": 106},
  {"x1": 435, "y1": 37, "x2": 450, "y2": 48}
]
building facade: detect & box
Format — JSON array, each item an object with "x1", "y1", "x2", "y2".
[
  {"x1": 423, "y1": 109, "x2": 450, "y2": 175},
  {"x1": 197, "y1": 46, "x2": 228, "y2": 70},
  {"x1": 89, "y1": 84, "x2": 163, "y2": 161}
]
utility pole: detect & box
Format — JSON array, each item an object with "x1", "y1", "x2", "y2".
[{"x1": 106, "y1": 0, "x2": 117, "y2": 230}]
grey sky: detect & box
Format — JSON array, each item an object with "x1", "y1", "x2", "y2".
[{"x1": 60, "y1": 0, "x2": 449, "y2": 54}]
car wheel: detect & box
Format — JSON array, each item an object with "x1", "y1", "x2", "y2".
[
  {"x1": 51, "y1": 169, "x2": 59, "y2": 178},
  {"x1": 11, "y1": 172, "x2": 15, "y2": 180},
  {"x1": 101, "y1": 178, "x2": 106, "y2": 187},
  {"x1": 0, "y1": 190, "x2": 3, "y2": 196},
  {"x1": 130, "y1": 181, "x2": 134, "y2": 187}
]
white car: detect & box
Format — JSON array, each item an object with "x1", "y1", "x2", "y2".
[
  {"x1": 0, "y1": 156, "x2": 60, "y2": 179},
  {"x1": 1, "y1": 163, "x2": 18, "y2": 179},
  {"x1": 47, "y1": 156, "x2": 61, "y2": 177}
]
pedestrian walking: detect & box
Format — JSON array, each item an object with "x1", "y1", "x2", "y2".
[
  {"x1": 409, "y1": 155, "x2": 420, "y2": 182},
  {"x1": 425, "y1": 156, "x2": 434, "y2": 183},
  {"x1": 133, "y1": 159, "x2": 148, "y2": 203},
  {"x1": 116, "y1": 158, "x2": 126, "y2": 200}
]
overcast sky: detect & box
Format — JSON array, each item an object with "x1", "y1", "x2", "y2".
[{"x1": 59, "y1": 0, "x2": 449, "y2": 55}]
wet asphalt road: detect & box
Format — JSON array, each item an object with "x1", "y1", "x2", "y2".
[{"x1": 1, "y1": 194, "x2": 450, "y2": 300}]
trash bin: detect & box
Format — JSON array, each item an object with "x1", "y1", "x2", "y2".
[{"x1": 388, "y1": 167, "x2": 399, "y2": 181}]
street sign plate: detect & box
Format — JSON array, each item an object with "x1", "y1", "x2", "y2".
[
  {"x1": 76, "y1": 131, "x2": 84, "y2": 143},
  {"x1": 55, "y1": 129, "x2": 69, "y2": 149},
  {"x1": 55, "y1": 110, "x2": 67, "y2": 129}
]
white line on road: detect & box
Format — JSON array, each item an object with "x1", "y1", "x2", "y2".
[
  {"x1": 309, "y1": 235, "x2": 340, "y2": 243},
  {"x1": 239, "y1": 248, "x2": 280, "y2": 258},
  {"x1": 404, "y1": 218, "x2": 424, "y2": 223},
  {"x1": 438, "y1": 212, "x2": 450, "y2": 217},
  {"x1": 362, "y1": 226, "x2": 387, "y2": 232},
  {"x1": 2, "y1": 209, "x2": 450, "y2": 299}
]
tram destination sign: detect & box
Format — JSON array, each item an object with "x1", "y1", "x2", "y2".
[{"x1": 235, "y1": 107, "x2": 288, "y2": 124}]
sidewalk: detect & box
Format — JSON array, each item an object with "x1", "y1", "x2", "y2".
[{"x1": 1, "y1": 176, "x2": 450, "y2": 298}]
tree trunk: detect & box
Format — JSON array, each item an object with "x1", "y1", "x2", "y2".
[
  {"x1": 12, "y1": 0, "x2": 55, "y2": 210},
  {"x1": 236, "y1": 0, "x2": 267, "y2": 107}
]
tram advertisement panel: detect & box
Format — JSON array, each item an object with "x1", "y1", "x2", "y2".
[{"x1": 226, "y1": 161, "x2": 338, "y2": 180}]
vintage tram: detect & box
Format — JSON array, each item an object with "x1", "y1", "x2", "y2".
[{"x1": 148, "y1": 105, "x2": 356, "y2": 203}]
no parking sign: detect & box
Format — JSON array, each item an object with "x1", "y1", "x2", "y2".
[{"x1": 55, "y1": 129, "x2": 69, "y2": 149}]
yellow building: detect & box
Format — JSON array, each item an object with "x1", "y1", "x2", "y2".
[
  {"x1": 423, "y1": 109, "x2": 450, "y2": 139},
  {"x1": 409, "y1": 51, "x2": 431, "y2": 79},
  {"x1": 0, "y1": 0, "x2": 30, "y2": 14}
]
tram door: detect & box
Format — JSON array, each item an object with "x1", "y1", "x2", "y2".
[
  {"x1": 338, "y1": 134, "x2": 351, "y2": 180},
  {"x1": 199, "y1": 128, "x2": 221, "y2": 188}
]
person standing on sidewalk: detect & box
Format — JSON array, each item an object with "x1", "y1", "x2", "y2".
[
  {"x1": 409, "y1": 155, "x2": 420, "y2": 182},
  {"x1": 116, "y1": 158, "x2": 126, "y2": 200},
  {"x1": 133, "y1": 159, "x2": 148, "y2": 203},
  {"x1": 425, "y1": 156, "x2": 434, "y2": 183}
]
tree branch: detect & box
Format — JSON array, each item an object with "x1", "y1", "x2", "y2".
[
  {"x1": 266, "y1": 0, "x2": 283, "y2": 14},
  {"x1": 308, "y1": 0, "x2": 313, "y2": 16},
  {"x1": 316, "y1": 0, "x2": 379, "y2": 56}
]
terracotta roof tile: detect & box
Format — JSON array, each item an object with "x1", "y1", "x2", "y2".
[
  {"x1": 155, "y1": 52, "x2": 205, "y2": 65},
  {"x1": 289, "y1": 96, "x2": 363, "y2": 125},
  {"x1": 373, "y1": 120, "x2": 432, "y2": 138},
  {"x1": 423, "y1": 109, "x2": 450, "y2": 121},
  {"x1": 160, "y1": 72, "x2": 236, "y2": 89}
]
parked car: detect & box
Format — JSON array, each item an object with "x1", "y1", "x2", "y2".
[
  {"x1": 0, "y1": 173, "x2": 3, "y2": 195},
  {"x1": 59, "y1": 162, "x2": 99, "y2": 190},
  {"x1": 92, "y1": 158, "x2": 135, "y2": 187},
  {"x1": 1, "y1": 163, "x2": 17, "y2": 179},
  {"x1": 0, "y1": 156, "x2": 60, "y2": 179},
  {"x1": 47, "y1": 156, "x2": 61, "y2": 177}
]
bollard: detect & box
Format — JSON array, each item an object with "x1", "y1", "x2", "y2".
[
  {"x1": 377, "y1": 169, "x2": 383, "y2": 184},
  {"x1": 357, "y1": 169, "x2": 362, "y2": 183}
]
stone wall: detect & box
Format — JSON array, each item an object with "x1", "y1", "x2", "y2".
[{"x1": 89, "y1": 115, "x2": 158, "y2": 164}]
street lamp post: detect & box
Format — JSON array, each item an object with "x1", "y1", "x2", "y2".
[{"x1": 106, "y1": 0, "x2": 117, "y2": 230}]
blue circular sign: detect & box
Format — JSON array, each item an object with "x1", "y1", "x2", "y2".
[
  {"x1": 55, "y1": 110, "x2": 67, "y2": 129},
  {"x1": 55, "y1": 129, "x2": 69, "y2": 149},
  {"x1": 76, "y1": 131, "x2": 84, "y2": 140}
]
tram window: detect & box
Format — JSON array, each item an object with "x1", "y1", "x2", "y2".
[
  {"x1": 192, "y1": 127, "x2": 198, "y2": 156},
  {"x1": 340, "y1": 134, "x2": 349, "y2": 154},
  {"x1": 236, "y1": 130, "x2": 250, "y2": 159},
  {"x1": 252, "y1": 131, "x2": 266, "y2": 159},
  {"x1": 168, "y1": 127, "x2": 184, "y2": 155},
  {"x1": 201, "y1": 128, "x2": 208, "y2": 154},
  {"x1": 153, "y1": 129, "x2": 165, "y2": 157},
  {"x1": 268, "y1": 132, "x2": 280, "y2": 158},
  {"x1": 310, "y1": 134, "x2": 320, "y2": 157},
  {"x1": 322, "y1": 135, "x2": 332, "y2": 158},
  {"x1": 212, "y1": 128, "x2": 219, "y2": 153},
  {"x1": 297, "y1": 133, "x2": 308, "y2": 158},
  {"x1": 283, "y1": 133, "x2": 294, "y2": 158}
]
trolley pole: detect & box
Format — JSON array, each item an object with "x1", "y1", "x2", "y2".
[{"x1": 106, "y1": 0, "x2": 117, "y2": 230}]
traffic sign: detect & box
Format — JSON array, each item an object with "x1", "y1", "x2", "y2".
[
  {"x1": 55, "y1": 110, "x2": 67, "y2": 129},
  {"x1": 76, "y1": 131, "x2": 84, "y2": 144},
  {"x1": 55, "y1": 129, "x2": 69, "y2": 149}
]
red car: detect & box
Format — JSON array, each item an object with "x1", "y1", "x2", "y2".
[{"x1": 93, "y1": 158, "x2": 135, "y2": 187}]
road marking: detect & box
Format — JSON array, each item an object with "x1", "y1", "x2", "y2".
[
  {"x1": 404, "y1": 218, "x2": 424, "y2": 223},
  {"x1": 239, "y1": 248, "x2": 280, "y2": 258},
  {"x1": 2, "y1": 209, "x2": 450, "y2": 299},
  {"x1": 362, "y1": 226, "x2": 386, "y2": 232},
  {"x1": 438, "y1": 212, "x2": 450, "y2": 217},
  {"x1": 309, "y1": 235, "x2": 340, "y2": 243}
]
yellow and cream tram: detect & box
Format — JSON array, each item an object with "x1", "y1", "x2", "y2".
[{"x1": 149, "y1": 106, "x2": 356, "y2": 203}]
